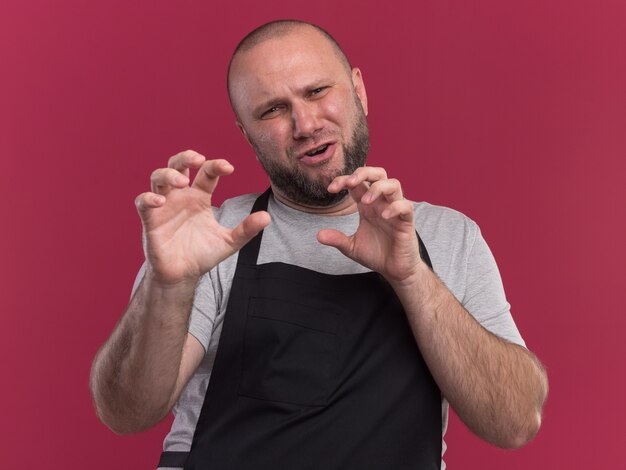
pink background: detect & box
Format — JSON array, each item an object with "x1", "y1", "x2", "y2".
[{"x1": 2, "y1": 1, "x2": 625, "y2": 468}]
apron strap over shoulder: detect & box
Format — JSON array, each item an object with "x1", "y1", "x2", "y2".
[
  {"x1": 418, "y1": 235, "x2": 433, "y2": 270},
  {"x1": 237, "y1": 188, "x2": 272, "y2": 266}
]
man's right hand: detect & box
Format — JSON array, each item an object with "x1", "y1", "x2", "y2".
[
  {"x1": 90, "y1": 150, "x2": 271, "y2": 434},
  {"x1": 134, "y1": 150, "x2": 271, "y2": 284}
]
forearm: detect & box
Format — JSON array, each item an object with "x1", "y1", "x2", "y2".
[
  {"x1": 392, "y1": 263, "x2": 548, "y2": 448},
  {"x1": 90, "y1": 271, "x2": 198, "y2": 434}
]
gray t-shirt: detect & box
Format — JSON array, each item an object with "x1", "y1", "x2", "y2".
[{"x1": 138, "y1": 193, "x2": 525, "y2": 469}]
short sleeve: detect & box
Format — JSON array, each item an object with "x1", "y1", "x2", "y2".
[
  {"x1": 463, "y1": 224, "x2": 526, "y2": 347},
  {"x1": 187, "y1": 270, "x2": 220, "y2": 352}
]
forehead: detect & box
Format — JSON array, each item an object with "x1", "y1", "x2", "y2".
[{"x1": 229, "y1": 27, "x2": 349, "y2": 114}]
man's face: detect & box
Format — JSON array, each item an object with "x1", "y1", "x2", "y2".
[{"x1": 229, "y1": 27, "x2": 370, "y2": 207}]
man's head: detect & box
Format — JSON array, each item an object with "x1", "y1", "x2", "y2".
[
  {"x1": 227, "y1": 21, "x2": 353, "y2": 106},
  {"x1": 227, "y1": 20, "x2": 370, "y2": 208}
]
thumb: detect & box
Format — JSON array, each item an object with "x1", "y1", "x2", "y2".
[
  {"x1": 230, "y1": 211, "x2": 272, "y2": 251},
  {"x1": 317, "y1": 229, "x2": 352, "y2": 257}
]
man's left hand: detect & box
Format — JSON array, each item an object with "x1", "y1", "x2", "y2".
[{"x1": 317, "y1": 167, "x2": 423, "y2": 284}]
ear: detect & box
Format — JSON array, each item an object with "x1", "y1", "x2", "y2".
[
  {"x1": 351, "y1": 67, "x2": 368, "y2": 116},
  {"x1": 236, "y1": 121, "x2": 253, "y2": 147},
  {"x1": 236, "y1": 121, "x2": 260, "y2": 162}
]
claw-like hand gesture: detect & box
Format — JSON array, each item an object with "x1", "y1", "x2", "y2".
[
  {"x1": 135, "y1": 150, "x2": 271, "y2": 284},
  {"x1": 317, "y1": 167, "x2": 422, "y2": 285}
]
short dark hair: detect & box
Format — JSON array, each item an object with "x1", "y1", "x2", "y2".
[{"x1": 226, "y1": 20, "x2": 352, "y2": 109}]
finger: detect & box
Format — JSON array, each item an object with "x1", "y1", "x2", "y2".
[
  {"x1": 327, "y1": 166, "x2": 388, "y2": 193},
  {"x1": 230, "y1": 211, "x2": 272, "y2": 250},
  {"x1": 168, "y1": 150, "x2": 207, "y2": 177},
  {"x1": 361, "y1": 178, "x2": 403, "y2": 204},
  {"x1": 381, "y1": 199, "x2": 415, "y2": 222},
  {"x1": 135, "y1": 192, "x2": 166, "y2": 216},
  {"x1": 151, "y1": 168, "x2": 190, "y2": 195},
  {"x1": 317, "y1": 229, "x2": 352, "y2": 256},
  {"x1": 347, "y1": 181, "x2": 370, "y2": 204},
  {"x1": 326, "y1": 174, "x2": 354, "y2": 193},
  {"x1": 191, "y1": 159, "x2": 235, "y2": 194}
]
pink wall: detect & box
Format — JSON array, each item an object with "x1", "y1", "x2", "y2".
[{"x1": 2, "y1": 1, "x2": 625, "y2": 468}]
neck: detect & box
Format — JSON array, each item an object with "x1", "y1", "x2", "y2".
[{"x1": 271, "y1": 185, "x2": 358, "y2": 216}]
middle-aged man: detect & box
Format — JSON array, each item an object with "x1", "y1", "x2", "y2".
[{"x1": 90, "y1": 19, "x2": 548, "y2": 470}]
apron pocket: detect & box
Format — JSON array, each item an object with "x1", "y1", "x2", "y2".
[{"x1": 238, "y1": 296, "x2": 339, "y2": 406}]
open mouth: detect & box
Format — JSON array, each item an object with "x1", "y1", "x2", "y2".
[
  {"x1": 305, "y1": 144, "x2": 329, "y2": 157},
  {"x1": 298, "y1": 142, "x2": 334, "y2": 166}
]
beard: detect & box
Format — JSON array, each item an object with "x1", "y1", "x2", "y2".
[{"x1": 251, "y1": 97, "x2": 370, "y2": 207}]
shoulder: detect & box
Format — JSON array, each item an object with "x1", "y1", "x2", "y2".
[
  {"x1": 412, "y1": 201, "x2": 479, "y2": 248},
  {"x1": 411, "y1": 201, "x2": 482, "y2": 283}
]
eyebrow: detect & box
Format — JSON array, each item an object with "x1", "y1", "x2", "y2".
[{"x1": 251, "y1": 80, "x2": 335, "y2": 117}]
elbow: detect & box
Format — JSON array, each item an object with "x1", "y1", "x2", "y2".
[
  {"x1": 503, "y1": 353, "x2": 549, "y2": 449},
  {"x1": 93, "y1": 401, "x2": 149, "y2": 435},
  {"x1": 107, "y1": 420, "x2": 156, "y2": 436},
  {"x1": 91, "y1": 385, "x2": 168, "y2": 435},
  {"x1": 92, "y1": 398, "x2": 166, "y2": 435},
  {"x1": 90, "y1": 385, "x2": 137, "y2": 435},
  {"x1": 500, "y1": 373, "x2": 549, "y2": 449},
  {"x1": 468, "y1": 406, "x2": 544, "y2": 450},
  {"x1": 89, "y1": 367, "x2": 167, "y2": 435},
  {"x1": 501, "y1": 411, "x2": 543, "y2": 449},
  {"x1": 95, "y1": 410, "x2": 139, "y2": 436}
]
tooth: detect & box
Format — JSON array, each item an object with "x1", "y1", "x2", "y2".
[{"x1": 305, "y1": 144, "x2": 328, "y2": 156}]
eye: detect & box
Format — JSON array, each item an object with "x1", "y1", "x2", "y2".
[
  {"x1": 261, "y1": 105, "x2": 282, "y2": 118},
  {"x1": 310, "y1": 86, "x2": 328, "y2": 96}
]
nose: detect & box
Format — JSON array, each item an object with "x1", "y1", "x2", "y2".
[{"x1": 291, "y1": 102, "x2": 322, "y2": 140}]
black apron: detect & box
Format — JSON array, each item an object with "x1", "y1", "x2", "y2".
[{"x1": 159, "y1": 189, "x2": 442, "y2": 469}]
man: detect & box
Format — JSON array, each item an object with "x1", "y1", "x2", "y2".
[{"x1": 90, "y1": 20, "x2": 548, "y2": 469}]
